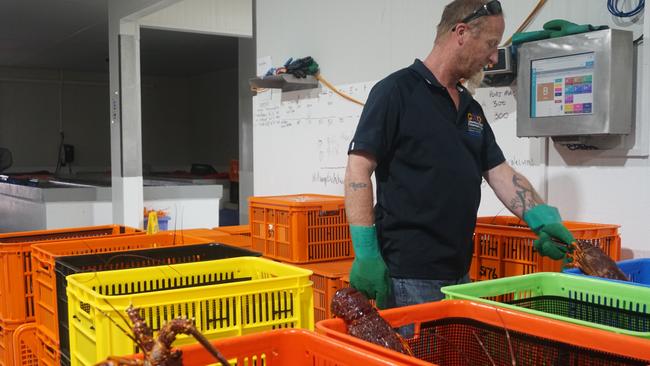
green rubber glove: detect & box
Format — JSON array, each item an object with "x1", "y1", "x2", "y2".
[
  {"x1": 523, "y1": 205, "x2": 575, "y2": 260},
  {"x1": 349, "y1": 225, "x2": 390, "y2": 308}
]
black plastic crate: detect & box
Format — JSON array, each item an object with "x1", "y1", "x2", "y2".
[
  {"x1": 508, "y1": 295, "x2": 650, "y2": 333},
  {"x1": 55, "y1": 242, "x2": 260, "y2": 366},
  {"x1": 409, "y1": 317, "x2": 648, "y2": 366}
]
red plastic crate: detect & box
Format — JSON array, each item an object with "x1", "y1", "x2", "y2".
[
  {"x1": 31, "y1": 232, "x2": 212, "y2": 344},
  {"x1": 12, "y1": 322, "x2": 37, "y2": 366},
  {"x1": 250, "y1": 194, "x2": 353, "y2": 263},
  {"x1": 126, "y1": 329, "x2": 402, "y2": 366},
  {"x1": 0, "y1": 225, "x2": 140, "y2": 321},
  {"x1": 294, "y1": 259, "x2": 352, "y2": 323},
  {"x1": 316, "y1": 300, "x2": 650, "y2": 365},
  {"x1": 470, "y1": 216, "x2": 620, "y2": 281}
]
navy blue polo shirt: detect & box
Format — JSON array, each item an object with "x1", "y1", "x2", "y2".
[{"x1": 348, "y1": 59, "x2": 505, "y2": 280}]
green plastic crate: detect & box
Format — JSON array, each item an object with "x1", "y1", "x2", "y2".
[{"x1": 442, "y1": 272, "x2": 650, "y2": 338}]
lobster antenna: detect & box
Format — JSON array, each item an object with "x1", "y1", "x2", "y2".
[
  {"x1": 494, "y1": 307, "x2": 517, "y2": 366},
  {"x1": 472, "y1": 331, "x2": 497, "y2": 366},
  {"x1": 187, "y1": 326, "x2": 231, "y2": 366},
  {"x1": 100, "y1": 300, "x2": 150, "y2": 359}
]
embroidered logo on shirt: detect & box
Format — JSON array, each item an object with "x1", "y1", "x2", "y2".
[{"x1": 466, "y1": 112, "x2": 483, "y2": 137}]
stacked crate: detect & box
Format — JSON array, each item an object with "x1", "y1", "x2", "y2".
[
  {"x1": 317, "y1": 299, "x2": 650, "y2": 365},
  {"x1": 314, "y1": 216, "x2": 635, "y2": 365},
  {"x1": 0, "y1": 225, "x2": 141, "y2": 366},
  {"x1": 249, "y1": 194, "x2": 354, "y2": 323},
  {"x1": 64, "y1": 256, "x2": 313, "y2": 366},
  {"x1": 470, "y1": 216, "x2": 620, "y2": 281},
  {"x1": 122, "y1": 328, "x2": 404, "y2": 366},
  {"x1": 29, "y1": 232, "x2": 220, "y2": 365},
  {"x1": 182, "y1": 225, "x2": 254, "y2": 250},
  {"x1": 293, "y1": 260, "x2": 353, "y2": 323},
  {"x1": 213, "y1": 224, "x2": 251, "y2": 236},
  {"x1": 11, "y1": 323, "x2": 37, "y2": 366},
  {"x1": 442, "y1": 272, "x2": 650, "y2": 339}
]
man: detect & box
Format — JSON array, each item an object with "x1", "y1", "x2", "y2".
[{"x1": 344, "y1": 0, "x2": 575, "y2": 310}]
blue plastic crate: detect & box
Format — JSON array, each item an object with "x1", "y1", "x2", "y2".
[{"x1": 563, "y1": 258, "x2": 650, "y2": 287}]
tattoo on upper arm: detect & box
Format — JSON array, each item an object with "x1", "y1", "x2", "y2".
[
  {"x1": 508, "y1": 174, "x2": 543, "y2": 214},
  {"x1": 348, "y1": 182, "x2": 368, "y2": 191}
]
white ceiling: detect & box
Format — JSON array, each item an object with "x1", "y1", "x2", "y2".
[{"x1": 0, "y1": 0, "x2": 238, "y2": 76}]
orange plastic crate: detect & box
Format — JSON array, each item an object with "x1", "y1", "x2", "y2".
[
  {"x1": 31, "y1": 232, "x2": 212, "y2": 345},
  {"x1": 179, "y1": 228, "x2": 231, "y2": 241},
  {"x1": 316, "y1": 300, "x2": 650, "y2": 365},
  {"x1": 35, "y1": 328, "x2": 58, "y2": 366},
  {"x1": 250, "y1": 194, "x2": 353, "y2": 263},
  {"x1": 127, "y1": 329, "x2": 401, "y2": 366},
  {"x1": 208, "y1": 233, "x2": 254, "y2": 249},
  {"x1": 12, "y1": 322, "x2": 37, "y2": 366},
  {"x1": 0, "y1": 225, "x2": 140, "y2": 321},
  {"x1": 294, "y1": 259, "x2": 353, "y2": 323},
  {"x1": 0, "y1": 319, "x2": 21, "y2": 366},
  {"x1": 340, "y1": 275, "x2": 376, "y2": 307},
  {"x1": 213, "y1": 224, "x2": 251, "y2": 236},
  {"x1": 229, "y1": 159, "x2": 239, "y2": 182},
  {"x1": 470, "y1": 216, "x2": 620, "y2": 281},
  {"x1": 341, "y1": 274, "x2": 351, "y2": 288}
]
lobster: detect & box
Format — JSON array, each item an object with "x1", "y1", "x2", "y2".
[
  {"x1": 330, "y1": 287, "x2": 412, "y2": 355},
  {"x1": 95, "y1": 305, "x2": 230, "y2": 366},
  {"x1": 565, "y1": 239, "x2": 628, "y2": 281}
]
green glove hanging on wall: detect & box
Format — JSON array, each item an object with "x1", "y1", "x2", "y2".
[
  {"x1": 349, "y1": 225, "x2": 390, "y2": 308},
  {"x1": 523, "y1": 204, "x2": 575, "y2": 260}
]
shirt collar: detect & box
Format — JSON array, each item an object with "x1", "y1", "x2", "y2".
[{"x1": 409, "y1": 59, "x2": 468, "y2": 94}]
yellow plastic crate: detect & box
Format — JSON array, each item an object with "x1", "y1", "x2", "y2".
[{"x1": 65, "y1": 257, "x2": 313, "y2": 366}]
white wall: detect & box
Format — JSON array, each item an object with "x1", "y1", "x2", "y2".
[
  {"x1": 256, "y1": 1, "x2": 648, "y2": 257},
  {"x1": 0, "y1": 67, "x2": 239, "y2": 175},
  {"x1": 139, "y1": 0, "x2": 252, "y2": 37}
]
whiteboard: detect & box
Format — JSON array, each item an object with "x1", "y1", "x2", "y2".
[
  {"x1": 474, "y1": 86, "x2": 546, "y2": 217},
  {"x1": 253, "y1": 81, "x2": 375, "y2": 196},
  {"x1": 253, "y1": 82, "x2": 546, "y2": 214}
]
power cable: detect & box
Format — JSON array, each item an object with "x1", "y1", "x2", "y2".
[
  {"x1": 607, "y1": 0, "x2": 644, "y2": 17},
  {"x1": 502, "y1": 0, "x2": 548, "y2": 46}
]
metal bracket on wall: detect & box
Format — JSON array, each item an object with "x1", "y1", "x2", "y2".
[{"x1": 249, "y1": 74, "x2": 318, "y2": 92}]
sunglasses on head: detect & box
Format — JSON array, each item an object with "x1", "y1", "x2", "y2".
[{"x1": 454, "y1": 0, "x2": 502, "y2": 30}]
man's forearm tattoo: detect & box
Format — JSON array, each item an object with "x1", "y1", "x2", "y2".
[
  {"x1": 348, "y1": 182, "x2": 368, "y2": 191},
  {"x1": 508, "y1": 174, "x2": 542, "y2": 213}
]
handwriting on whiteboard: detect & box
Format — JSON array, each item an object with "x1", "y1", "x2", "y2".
[
  {"x1": 311, "y1": 170, "x2": 345, "y2": 186},
  {"x1": 508, "y1": 157, "x2": 535, "y2": 167},
  {"x1": 475, "y1": 87, "x2": 517, "y2": 123},
  {"x1": 253, "y1": 80, "x2": 376, "y2": 195}
]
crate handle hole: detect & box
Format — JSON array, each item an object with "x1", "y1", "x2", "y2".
[
  {"x1": 45, "y1": 344, "x2": 56, "y2": 357},
  {"x1": 318, "y1": 210, "x2": 339, "y2": 217}
]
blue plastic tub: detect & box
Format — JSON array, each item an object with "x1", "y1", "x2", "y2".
[
  {"x1": 563, "y1": 258, "x2": 650, "y2": 287},
  {"x1": 143, "y1": 215, "x2": 170, "y2": 231}
]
